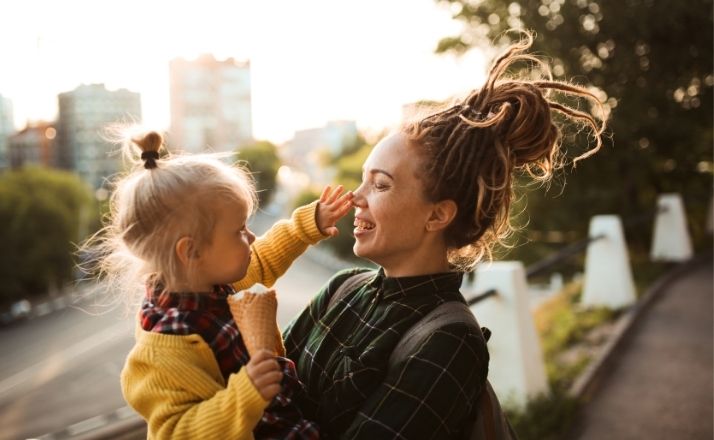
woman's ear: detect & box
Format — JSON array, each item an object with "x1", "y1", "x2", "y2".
[
  {"x1": 175, "y1": 236, "x2": 198, "y2": 267},
  {"x1": 425, "y1": 199, "x2": 457, "y2": 232}
]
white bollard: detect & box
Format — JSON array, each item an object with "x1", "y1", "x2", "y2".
[
  {"x1": 582, "y1": 215, "x2": 637, "y2": 309},
  {"x1": 650, "y1": 193, "x2": 693, "y2": 262},
  {"x1": 471, "y1": 261, "x2": 549, "y2": 409}
]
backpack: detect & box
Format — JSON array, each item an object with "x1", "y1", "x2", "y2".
[{"x1": 327, "y1": 271, "x2": 518, "y2": 440}]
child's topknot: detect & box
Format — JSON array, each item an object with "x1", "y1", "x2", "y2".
[{"x1": 132, "y1": 131, "x2": 163, "y2": 169}]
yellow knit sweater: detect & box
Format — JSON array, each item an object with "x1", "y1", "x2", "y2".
[{"x1": 121, "y1": 202, "x2": 325, "y2": 439}]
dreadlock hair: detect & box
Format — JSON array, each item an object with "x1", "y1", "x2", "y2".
[{"x1": 402, "y1": 30, "x2": 607, "y2": 271}]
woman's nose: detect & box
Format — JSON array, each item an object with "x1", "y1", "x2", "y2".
[{"x1": 352, "y1": 183, "x2": 366, "y2": 207}]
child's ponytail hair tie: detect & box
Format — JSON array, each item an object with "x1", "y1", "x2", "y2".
[
  {"x1": 140, "y1": 151, "x2": 160, "y2": 169},
  {"x1": 132, "y1": 131, "x2": 164, "y2": 170}
]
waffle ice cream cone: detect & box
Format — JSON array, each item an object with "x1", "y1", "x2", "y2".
[{"x1": 228, "y1": 284, "x2": 279, "y2": 357}]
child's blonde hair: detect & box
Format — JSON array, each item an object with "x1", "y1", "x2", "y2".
[{"x1": 83, "y1": 128, "x2": 257, "y2": 304}]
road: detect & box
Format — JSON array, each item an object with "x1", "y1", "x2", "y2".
[{"x1": 0, "y1": 210, "x2": 355, "y2": 440}]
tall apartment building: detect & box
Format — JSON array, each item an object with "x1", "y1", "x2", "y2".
[
  {"x1": 57, "y1": 84, "x2": 141, "y2": 189},
  {"x1": 282, "y1": 120, "x2": 359, "y2": 186},
  {"x1": 8, "y1": 122, "x2": 57, "y2": 169},
  {"x1": 169, "y1": 54, "x2": 253, "y2": 153},
  {"x1": 0, "y1": 94, "x2": 15, "y2": 170}
]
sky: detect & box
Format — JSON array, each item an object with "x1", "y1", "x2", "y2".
[{"x1": 0, "y1": 0, "x2": 491, "y2": 144}]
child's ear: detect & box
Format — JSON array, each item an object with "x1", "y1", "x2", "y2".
[
  {"x1": 425, "y1": 199, "x2": 457, "y2": 232},
  {"x1": 175, "y1": 236, "x2": 199, "y2": 266}
]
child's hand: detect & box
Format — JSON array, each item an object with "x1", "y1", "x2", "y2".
[
  {"x1": 316, "y1": 185, "x2": 354, "y2": 237},
  {"x1": 246, "y1": 349, "x2": 282, "y2": 401}
]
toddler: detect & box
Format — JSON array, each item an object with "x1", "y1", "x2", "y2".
[{"x1": 89, "y1": 130, "x2": 352, "y2": 439}]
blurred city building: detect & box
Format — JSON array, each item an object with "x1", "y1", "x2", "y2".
[
  {"x1": 8, "y1": 122, "x2": 57, "y2": 169},
  {"x1": 0, "y1": 94, "x2": 16, "y2": 170},
  {"x1": 56, "y1": 84, "x2": 141, "y2": 189},
  {"x1": 169, "y1": 54, "x2": 253, "y2": 153},
  {"x1": 281, "y1": 120, "x2": 358, "y2": 186}
]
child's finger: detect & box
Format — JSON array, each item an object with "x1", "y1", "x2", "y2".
[
  {"x1": 253, "y1": 358, "x2": 280, "y2": 376},
  {"x1": 325, "y1": 191, "x2": 352, "y2": 215},
  {"x1": 335, "y1": 190, "x2": 353, "y2": 203},
  {"x1": 324, "y1": 185, "x2": 344, "y2": 205},
  {"x1": 253, "y1": 371, "x2": 283, "y2": 389},
  {"x1": 249, "y1": 353, "x2": 280, "y2": 374},
  {"x1": 333, "y1": 199, "x2": 354, "y2": 218},
  {"x1": 319, "y1": 185, "x2": 332, "y2": 203},
  {"x1": 259, "y1": 383, "x2": 281, "y2": 401},
  {"x1": 250, "y1": 349, "x2": 276, "y2": 365},
  {"x1": 323, "y1": 226, "x2": 339, "y2": 237}
]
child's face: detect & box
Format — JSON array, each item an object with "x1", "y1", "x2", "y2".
[{"x1": 195, "y1": 196, "x2": 255, "y2": 289}]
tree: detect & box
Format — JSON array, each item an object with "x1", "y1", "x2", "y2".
[
  {"x1": 434, "y1": 0, "x2": 713, "y2": 254},
  {"x1": 0, "y1": 167, "x2": 98, "y2": 305},
  {"x1": 237, "y1": 141, "x2": 281, "y2": 205}
]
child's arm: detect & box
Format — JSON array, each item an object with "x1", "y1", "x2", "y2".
[
  {"x1": 233, "y1": 185, "x2": 353, "y2": 291},
  {"x1": 122, "y1": 337, "x2": 281, "y2": 439}
]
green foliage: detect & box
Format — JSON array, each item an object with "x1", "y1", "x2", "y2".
[
  {"x1": 505, "y1": 390, "x2": 579, "y2": 440},
  {"x1": 335, "y1": 144, "x2": 373, "y2": 190},
  {"x1": 435, "y1": 0, "x2": 713, "y2": 253},
  {"x1": 237, "y1": 140, "x2": 281, "y2": 205},
  {"x1": 0, "y1": 167, "x2": 98, "y2": 305},
  {"x1": 293, "y1": 189, "x2": 321, "y2": 211},
  {"x1": 534, "y1": 280, "x2": 618, "y2": 389},
  {"x1": 340, "y1": 133, "x2": 369, "y2": 159}
]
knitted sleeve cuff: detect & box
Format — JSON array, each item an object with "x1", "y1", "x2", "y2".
[{"x1": 291, "y1": 200, "x2": 328, "y2": 245}]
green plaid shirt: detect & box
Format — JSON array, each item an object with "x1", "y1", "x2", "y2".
[{"x1": 284, "y1": 268, "x2": 489, "y2": 439}]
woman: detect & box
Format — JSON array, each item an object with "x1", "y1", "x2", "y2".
[{"x1": 283, "y1": 32, "x2": 605, "y2": 439}]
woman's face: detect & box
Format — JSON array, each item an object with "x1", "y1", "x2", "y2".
[{"x1": 352, "y1": 132, "x2": 440, "y2": 275}]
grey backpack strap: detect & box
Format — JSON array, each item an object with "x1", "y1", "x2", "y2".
[
  {"x1": 327, "y1": 270, "x2": 375, "y2": 311},
  {"x1": 388, "y1": 301, "x2": 481, "y2": 366}
]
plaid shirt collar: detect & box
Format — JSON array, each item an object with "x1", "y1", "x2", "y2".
[
  {"x1": 147, "y1": 284, "x2": 234, "y2": 312},
  {"x1": 368, "y1": 267, "x2": 463, "y2": 301}
]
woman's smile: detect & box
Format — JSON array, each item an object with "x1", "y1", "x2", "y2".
[{"x1": 353, "y1": 216, "x2": 376, "y2": 237}]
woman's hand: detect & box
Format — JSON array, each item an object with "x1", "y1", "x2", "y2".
[
  {"x1": 316, "y1": 185, "x2": 354, "y2": 237},
  {"x1": 245, "y1": 349, "x2": 282, "y2": 401}
]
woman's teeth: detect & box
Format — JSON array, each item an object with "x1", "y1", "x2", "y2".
[{"x1": 354, "y1": 219, "x2": 375, "y2": 231}]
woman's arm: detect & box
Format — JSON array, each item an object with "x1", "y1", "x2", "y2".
[{"x1": 341, "y1": 323, "x2": 488, "y2": 440}]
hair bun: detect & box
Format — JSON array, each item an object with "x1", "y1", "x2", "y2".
[
  {"x1": 133, "y1": 131, "x2": 163, "y2": 153},
  {"x1": 490, "y1": 82, "x2": 559, "y2": 169},
  {"x1": 132, "y1": 131, "x2": 163, "y2": 169}
]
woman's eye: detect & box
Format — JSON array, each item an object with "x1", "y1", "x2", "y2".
[{"x1": 374, "y1": 182, "x2": 389, "y2": 190}]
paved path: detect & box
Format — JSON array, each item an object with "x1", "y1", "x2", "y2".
[{"x1": 570, "y1": 256, "x2": 713, "y2": 439}]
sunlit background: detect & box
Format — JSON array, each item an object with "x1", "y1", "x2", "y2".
[
  {"x1": 0, "y1": 0, "x2": 487, "y2": 144},
  {"x1": 0, "y1": 1, "x2": 711, "y2": 439}
]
